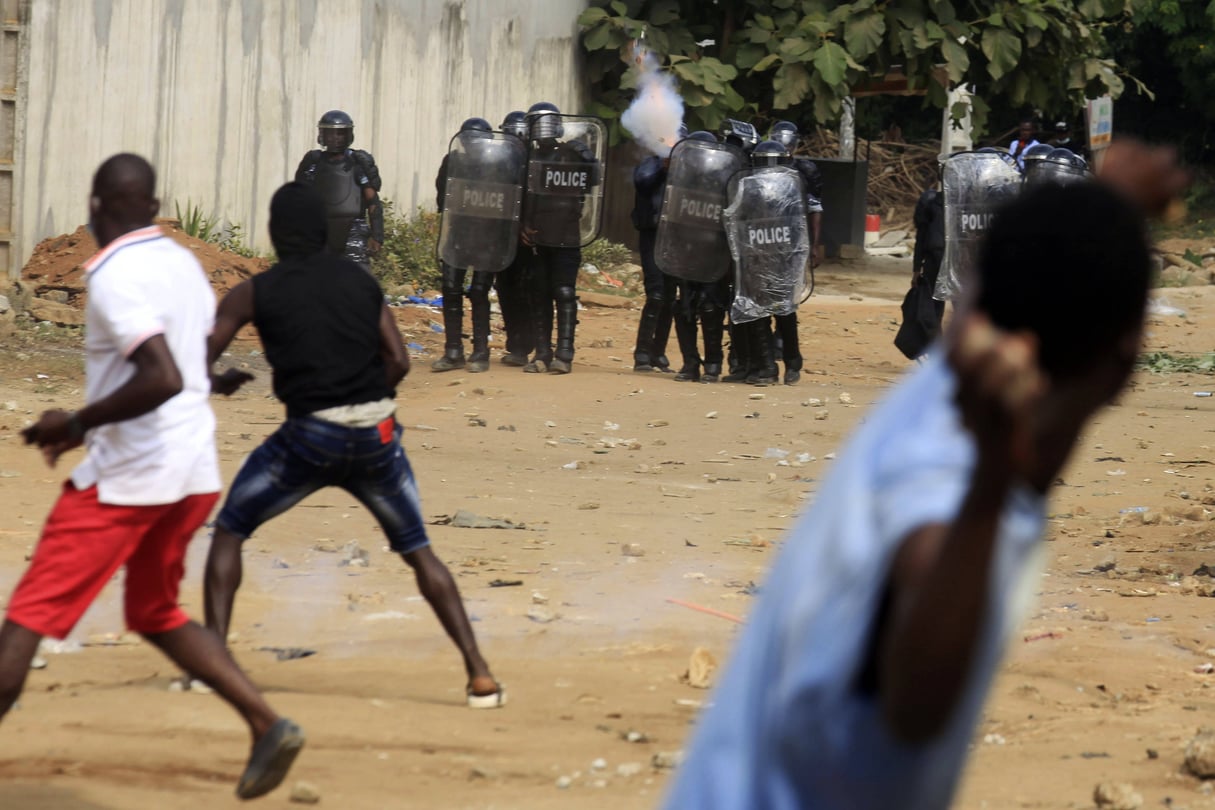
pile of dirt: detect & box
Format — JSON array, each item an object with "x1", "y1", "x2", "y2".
[{"x1": 20, "y1": 219, "x2": 270, "y2": 307}]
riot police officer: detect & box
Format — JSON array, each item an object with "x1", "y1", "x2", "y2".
[
  {"x1": 494, "y1": 110, "x2": 535, "y2": 366},
  {"x1": 764, "y1": 120, "x2": 824, "y2": 384},
  {"x1": 521, "y1": 102, "x2": 601, "y2": 375},
  {"x1": 630, "y1": 139, "x2": 680, "y2": 373},
  {"x1": 722, "y1": 139, "x2": 811, "y2": 385},
  {"x1": 432, "y1": 117, "x2": 498, "y2": 372},
  {"x1": 294, "y1": 110, "x2": 384, "y2": 271}
]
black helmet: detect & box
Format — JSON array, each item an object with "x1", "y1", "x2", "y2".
[
  {"x1": 686, "y1": 130, "x2": 717, "y2": 144},
  {"x1": 769, "y1": 121, "x2": 799, "y2": 152},
  {"x1": 501, "y1": 110, "x2": 528, "y2": 140},
  {"x1": 752, "y1": 140, "x2": 790, "y2": 168},
  {"x1": 527, "y1": 101, "x2": 563, "y2": 140},
  {"x1": 460, "y1": 117, "x2": 493, "y2": 134},
  {"x1": 317, "y1": 109, "x2": 354, "y2": 153}
]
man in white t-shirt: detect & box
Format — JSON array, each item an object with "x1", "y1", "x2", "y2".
[
  {"x1": 662, "y1": 142, "x2": 1187, "y2": 810},
  {"x1": 1, "y1": 154, "x2": 303, "y2": 800}
]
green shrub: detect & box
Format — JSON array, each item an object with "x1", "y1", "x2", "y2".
[
  {"x1": 372, "y1": 199, "x2": 442, "y2": 291},
  {"x1": 580, "y1": 238, "x2": 634, "y2": 273},
  {"x1": 173, "y1": 199, "x2": 266, "y2": 259}
]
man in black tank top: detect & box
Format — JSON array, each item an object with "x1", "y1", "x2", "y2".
[{"x1": 202, "y1": 183, "x2": 504, "y2": 708}]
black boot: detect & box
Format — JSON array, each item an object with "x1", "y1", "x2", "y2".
[
  {"x1": 700, "y1": 311, "x2": 725, "y2": 383},
  {"x1": 550, "y1": 297, "x2": 578, "y2": 374},
  {"x1": 633, "y1": 298, "x2": 663, "y2": 372},
  {"x1": 746, "y1": 321, "x2": 779, "y2": 385},
  {"x1": 652, "y1": 298, "x2": 674, "y2": 372},
  {"x1": 673, "y1": 306, "x2": 700, "y2": 381},
  {"x1": 525, "y1": 296, "x2": 554, "y2": 374},
  {"x1": 468, "y1": 290, "x2": 491, "y2": 373},
  {"x1": 722, "y1": 321, "x2": 750, "y2": 382},
  {"x1": 431, "y1": 295, "x2": 466, "y2": 371}
]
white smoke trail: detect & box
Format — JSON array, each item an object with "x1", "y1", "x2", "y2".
[{"x1": 621, "y1": 41, "x2": 685, "y2": 157}]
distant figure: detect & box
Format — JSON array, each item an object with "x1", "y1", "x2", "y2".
[
  {"x1": 294, "y1": 110, "x2": 384, "y2": 272},
  {"x1": 6, "y1": 154, "x2": 303, "y2": 800},
  {"x1": 1008, "y1": 119, "x2": 1041, "y2": 170}
]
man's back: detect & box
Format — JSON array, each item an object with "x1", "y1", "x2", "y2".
[
  {"x1": 78, "y1": 226, "x2": 219, "y2": 504},
  {"x1": 663, "y1": 357, "x2": 1045, "y2": 810},
  {"x1": 252, "y1": 255, "x2": 390, "y2": 417}
]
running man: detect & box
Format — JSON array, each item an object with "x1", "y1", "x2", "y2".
[
  {"x1": 205, "y1": 182, "x2": 503, "y2": 708},
  {"x1": 2, "y1": 154, "x2": 303, "y2": 800}
]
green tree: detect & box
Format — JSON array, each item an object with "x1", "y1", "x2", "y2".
[
  {"x1": 1107, "y1": 1, "x2": 1215, "y2": 162},
  {"x1": 579, "y1": 0, "x2": 1132, "y2": 142}
]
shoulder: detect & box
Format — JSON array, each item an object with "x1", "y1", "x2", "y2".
[
  {"x1": 297, "y1": 149, "x2": 324, "y2": 166},
  {"x1": 351, "y1": 149, "x2": 378, "y2": 167}
]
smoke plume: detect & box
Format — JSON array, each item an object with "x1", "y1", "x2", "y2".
[{"x1": 621, "y1": 41, "x2": 685, "y2": 157}]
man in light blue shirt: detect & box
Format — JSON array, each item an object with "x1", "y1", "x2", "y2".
[
  {"x1": 663, "y1": 142, "x2": 1185, "y2": 810},
  {"x1": 1009, "y1": 119, "x2": 1041, "y2": 170}
]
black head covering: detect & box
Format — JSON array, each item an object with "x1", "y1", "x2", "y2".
[{"x1": 269, "y1": 182, "x2": 327, "y2": 260}]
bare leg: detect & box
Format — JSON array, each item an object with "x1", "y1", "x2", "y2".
[
  {"x1": 144, "y1": 621, "x2": 277, "y2": 739},
  {"x1": 204, "y1": 528, "x2": 245, "y2": 643},
  {"x1": 401, "y1": 547, "x2": 496, "y2": 694},
  {"x1": 0, "y1": 621, "x2": 44, "y2": 719}
]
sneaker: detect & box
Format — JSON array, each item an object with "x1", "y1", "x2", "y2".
[
  {"x1": 633, "y1": 362, "x2": 654, "y2": 373},
  {"x1": 549, "y1": 358, "x2": 572, "y2": 374},
  {"x1": 467, "y1": 359, "x2": 489, "y2": 373},
  {"x1": 784, "y1": 368, "x2": 801, "y2": 385},
  {"x1": 523, "y1": 360, "x2": 548, "y2": 373},
  {"x1": 431, "y1": 355, "x2": 466, "y2": 372}
]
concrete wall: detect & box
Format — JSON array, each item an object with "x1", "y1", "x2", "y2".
[{"x1": 12, "y1": 0, "x2": 589, "y2": 274}]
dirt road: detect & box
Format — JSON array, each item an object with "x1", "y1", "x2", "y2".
[{"x1": 1, "y1": 257, "x2": 1214, "y2": 809}]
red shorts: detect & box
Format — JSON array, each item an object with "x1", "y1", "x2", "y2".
[{"x1": 6, "y1": 483, "x2": 218, "y2": 639}]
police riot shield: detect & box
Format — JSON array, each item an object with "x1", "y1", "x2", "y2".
[
  {"x1": 654, "y1": 138, "x2": 747, "y2": 282},
  {"x1": 723, "y1": 166, "x2": 811, "y2": 324},
  {"x1": 522, "y1": 115, "x2": 606, "y2": 248},
  {"x1": 312, "y1": 158, "x2": 364, "y2": 254},
  {"x1": 437, "y1": 130, "x2": 528, "y2": 272},
  {"x1": 1022, "y1": 147, "x2": 1090, "y2": 190},
  {"x1": 936, "y1": 151, "x2": 1022, "y2": 302}
]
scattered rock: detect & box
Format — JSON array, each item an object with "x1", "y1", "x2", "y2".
[
  {"x1": 40, "y1": 289, "x2": 69, "y2": 304},
  {"x1": 26, "y1": 298, "x2": 84, "y2": 326},
  {"x1": 591, "y1": 757, "x2": 607, "y2": 771},
  {"x1": 814, "y1": 409, "x2": 829, "y2": 421},
  {"x1": 579, "y1": 291, "x2": 634, "y2": 309},
  {"x1": 432, "y1": 510, "x2": 525, "y2": 530},
  {"x1": 527, "y1": 607, "x2": 558, "y2": 624},
  {"x1": 1092, "y1": 556, "x2": 1117, "y2": 573},
  {"x1": 271, "y1": 557, "x2": 290, "y2": 569},
  {"x1": 1093, "y1": 782, "x2": 1142, "y2": 810},
  {"x1": 651, "y1": 750, "x2": 684, "y2": 770},
  {"x1": 616, "y1": 762, "x2": 644, "y2": 777},
  {"x1": 621, "y1": 542, "x2": 645, "y2": 557},
  {"x1": 681, "y1": 647, "x2": 718, "y2": 690},
  {"x1": 1081, "y1": 609, "x2": 1110, "y2": 622},
  {"x1": 1186, "y1": 728, "x2": 1215, "y2": 778},
  {"x1": 289, "y1": 781, "x2": 321, "y2": 804},
  {"x1": 0, "y1": 294, "x2": 9, "y2": 313},
  {"x1": 556, "y1": 775, "x2": 573, "y2": 789},
  {"x1": 339, "y1": 540, "x2": 369, "y2": 567}
]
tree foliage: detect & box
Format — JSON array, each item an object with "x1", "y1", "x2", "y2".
[
  {"x1": 1107, "y1": 1, "x2": 1215, "y2": 161},
  {"x1": 578, "y1": 0, "x2": 1131, "y2": 143}
]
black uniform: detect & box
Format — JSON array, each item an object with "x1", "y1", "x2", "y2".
[
  {"x1": 294, "y1": 148, "x2": 383, "y2": 272},
  {"x1": 523, "y1": 138, "x2": 599, "y2": 373},
  {"x1": 432, "y1": 154, "x2": 495, "y2": 371},
  {"x1": 631, "y1": 155, "x2": 676, "y2": 372}
]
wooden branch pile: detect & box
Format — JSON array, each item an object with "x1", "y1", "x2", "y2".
[{"x1": 800, "y1": 128, "x2": 941, "y2": 225}]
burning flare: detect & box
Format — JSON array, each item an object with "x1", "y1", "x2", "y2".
[{"x1": 621, "y1": 40, "x2": 685, "y2": 157}]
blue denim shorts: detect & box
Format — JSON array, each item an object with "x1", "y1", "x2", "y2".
[{"x1": 216, "y1": 416, "x2": 430, "y2": 554}]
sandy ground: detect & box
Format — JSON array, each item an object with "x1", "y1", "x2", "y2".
[{"x1": 0, "y1": 256, "x2": 1214, "y2": 809}]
